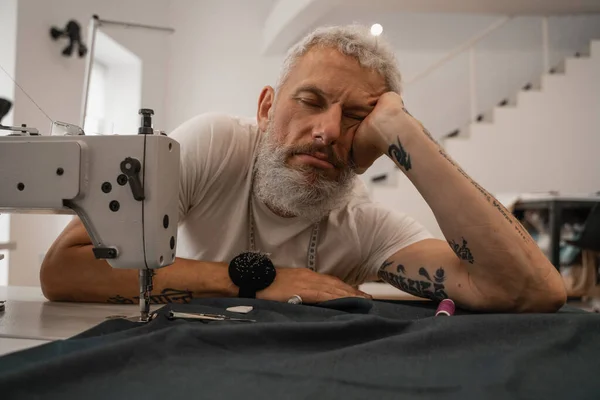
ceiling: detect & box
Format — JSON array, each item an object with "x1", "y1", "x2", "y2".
[
  {"x1": 262, "y1": 0, "x2": 600, "y2": 55},
  {"x1": 341, "y1": 0, "x2": 600, "y2": 15}
]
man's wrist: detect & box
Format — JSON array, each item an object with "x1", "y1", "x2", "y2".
[
  {"x1": 378, "y1": 117, "x2": 422, "y2": 166},
  {"x1": 377, "y1": 114, "x2": 420, "y2": 151},
  {"x1": 228, "y1": 252, "x2": 277, "y2": 298}
]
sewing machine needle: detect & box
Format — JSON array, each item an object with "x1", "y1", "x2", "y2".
[{"x1": 139, "y1": 269, "x2": 153, "y2": 322}]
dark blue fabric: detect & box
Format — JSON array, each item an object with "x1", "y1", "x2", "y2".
[{"x1": 0, "y1": 298, "x2": 598, "y2": 400}]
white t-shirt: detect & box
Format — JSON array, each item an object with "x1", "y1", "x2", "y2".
[{"x1": 170, "y1": 113, "x2": 432, "y2": 286}]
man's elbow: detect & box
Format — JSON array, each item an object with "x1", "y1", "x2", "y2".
[
  {"x1": 476, "y1": 266, "x2": 567, "y2": 313},
  {"x1": 514, "y1": 270, "x2": 567, "y2": 313},
  {"x1": 40, "y1": 251, "x2": 73, "y2": 302},
  {"x1": 529, "y1": 279, "x2": 567, "y2": 313}
]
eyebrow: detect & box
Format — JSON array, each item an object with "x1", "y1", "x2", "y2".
[{"x1": 293, "y1": 85, "x2": 329, "y2": 99}]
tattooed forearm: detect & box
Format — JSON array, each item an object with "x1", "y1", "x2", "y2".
[
  {"x1": 106, "y1": 288, "x2": 193, "y2": 305},
  {"x1": 438, "y1": 149, "x2": 532, "y2": 244},
  {"x1": 107, "y1": 295, "x2": 134, "y2": 304},
  {"x1": 378, "y1": 262, "x2": 448, "y2": 301},
  {"x1": 448, "y1": 238, "x2": 475, "y2": 264},
  {"x1": 421, "y1": 127, "x2": 437, "y2": 145},
  {"x1": 403, "y1": 107, "x2": 438, "y2": 145},
  {"x1": 388, "y1": 137, "x2": 412, "y2": 171},
  {"x1": 401, "y1": 111, "x2": 530, "y2": 244}
]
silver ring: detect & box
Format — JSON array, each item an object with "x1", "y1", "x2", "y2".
[{"x1": 287, "y1": 295, "x2": 302, "y2": 305}]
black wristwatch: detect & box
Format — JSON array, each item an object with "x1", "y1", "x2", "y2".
[{"x1": 228, "y1": 252, "x2": 276, "y2": 298}]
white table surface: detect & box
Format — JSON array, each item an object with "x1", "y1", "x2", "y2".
[
  {"x1": 0, "y1": 283, "x2": 419, "y2": 357},
  {"x1": 0, "y1": 286, "x2": 162, "y2": 356}
]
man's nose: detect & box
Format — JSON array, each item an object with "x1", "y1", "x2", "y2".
[{"x1": 312, "y1": 105, "x2": 342, "y2": 146}]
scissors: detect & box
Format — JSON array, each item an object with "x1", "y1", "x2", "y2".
[{"x1": 167, "y1": 311, "x2": 256, "y2": 322}]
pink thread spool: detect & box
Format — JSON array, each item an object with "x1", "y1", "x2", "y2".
[{"x1": 435, "y1": 299, "x2": 455, "y2": 316}]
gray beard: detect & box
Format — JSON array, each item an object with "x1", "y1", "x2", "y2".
[{"x1": 253, "y1": 125, "x2": 356, "y2": 223}]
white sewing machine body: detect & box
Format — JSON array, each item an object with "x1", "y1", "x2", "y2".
[{"x1": 0, "y1": 124, "x2": 180, "y2": 271}]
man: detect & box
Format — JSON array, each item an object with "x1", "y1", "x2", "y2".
[{"x1": 41, "y1": 25, "x2": 566, "y2": 312}]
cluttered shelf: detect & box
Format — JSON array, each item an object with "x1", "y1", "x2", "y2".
[{"x1": 505, "y1": 192, "x2": 600, "y2": 310}]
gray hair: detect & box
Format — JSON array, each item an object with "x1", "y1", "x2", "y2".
[{"x1": 275, "y1": 24, "x2": 402, "y2": 94}]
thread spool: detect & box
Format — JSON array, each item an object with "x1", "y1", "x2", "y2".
[{"x1": 435, "y1": 299, "x2": 455, "y2": 316}]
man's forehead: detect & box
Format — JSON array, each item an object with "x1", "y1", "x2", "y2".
[
  {"x1": 293, "y1": 47, "x2": 368, "y2": 75},
  {"x1": 286, "y1": 46, "x2": 387, "y2": 92}
]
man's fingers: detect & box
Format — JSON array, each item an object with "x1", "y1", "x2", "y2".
[
  {"x1": 274, "y1": 269, "x2": 373, "y2": 304},
  {"x1": 324, "y1": 277, "x2": 372, "y2": 299},
  {"x1": 326, "y1": 285, "x2": 362, "y2": 300},
  {"x1": 303, "y1": 285, "x2": 370, "y2": 304},
  {"x1": 304, "y1": 289, "x2": 338, "y2": 304}
]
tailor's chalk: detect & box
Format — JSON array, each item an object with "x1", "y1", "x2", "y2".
[
  {"x1": 226, "y1": 306, "x2": 253, "y2": 314},
  {"x1": 435, "y1": 299, "x2": 455, "y2": 316}
]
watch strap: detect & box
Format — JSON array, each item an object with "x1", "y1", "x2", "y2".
[{"x1": 238, "y1": 286, "x2": 257, "y2": 299}]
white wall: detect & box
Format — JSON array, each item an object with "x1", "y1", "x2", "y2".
[
  {"x1": 8, "y1": 0, "x2": 170, "y2": 286},
  {"x1": 163, "y1": 3, "x2": 600, "y2": 242},
  {"x1": 371, "y1": 41, "x2": 600, "y2": 240},
  {"x1": 165, "y1": 0, "x2": 282, "y2": 131},
  {"x1": 445, "y1": 46, "x2": 600, "y2": 196},
  {"x1": 0, "y1": 0, "x2": 17, "y2": 125},
  {"x1": 313, "y1": 11, "x2": 600, "y2": 137},
  {"x1": 0, "y1": 0, "x2": 18, "y2": 285},
  {"x1": 164, "y1": 5, "x2": 600, "y2": 201},
  {"x1": 308, "y1": 11, "x2": 600, "y2": 238}
]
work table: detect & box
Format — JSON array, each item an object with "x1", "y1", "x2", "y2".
[
  {"x1": 0, "y1": 286, "x2": 155, "y2": 356},
  {"x1": 0, "y1": 283, "x2": 414, "y2": 356}
]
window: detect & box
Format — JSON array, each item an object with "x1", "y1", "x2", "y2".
[
  {"x1": 84, "y1": 61, "x2": 109, "y2": 135},
  {"x1": 83, "y1": 30, "x2": 142, "y2": 136}
]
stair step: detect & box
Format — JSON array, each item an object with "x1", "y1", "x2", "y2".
[
  {"x1": 516, "y1": 90, "x2": 545, "y2": 109},
  {"x1": 468, "y1": 123, "x2": 497, "y2": 138},
  {"x1": 541, "y1": 73, "x2": 567, "y2": 93},
  {"x1": 473, "y1": 110, "x2": 494, "y2": 124},
  {"x1": 551, "y1": 57, "x2": 568, "y2": 75},
  {"x1": 565, "y1": 57, "x2": 593, "y2": 76},
  {"x1": 493, "y1": 106, "x2": 519, "y2": 125}
]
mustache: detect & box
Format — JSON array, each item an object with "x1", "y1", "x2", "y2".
[{"x1": 286, "y1": 144, "x2": 353, "y2": 169}]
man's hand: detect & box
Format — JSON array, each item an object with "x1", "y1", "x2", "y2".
[
  {"x1": 351, "y1": 92, "x2": 418, "y2": 174},
  {"x1": 257, "y1": 267, "x2": 372, "y2": 304}
]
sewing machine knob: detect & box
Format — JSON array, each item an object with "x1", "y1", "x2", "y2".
[
  {"x1": 138, "y1": 108, "x2": 154, "y2": 135},
  {"x1": 120, "y1": 157, "x2": 145, "y2": 201}
]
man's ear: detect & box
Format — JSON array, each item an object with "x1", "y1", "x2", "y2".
[{"x1": 257, "y1": 86, "x2": 275, "y2": 132}]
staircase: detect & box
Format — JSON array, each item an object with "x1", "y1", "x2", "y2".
[
  {"x1": 443, "y1": 39, "x2": 600, "y2": 196},
  {"x1": 361, "y1": 38, "x2": 600, "y2": 300},
  {"x1": 366, "y1": 38, "x2": 600, "y2": 241}
]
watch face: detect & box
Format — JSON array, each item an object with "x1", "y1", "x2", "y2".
[{"x1": 229, "y1": 252, "x2": 276, "y2": 291}]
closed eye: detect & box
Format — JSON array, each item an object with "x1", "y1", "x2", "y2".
[{"x1": 298, "y1": 98, "x2": 322, "y2": 109}]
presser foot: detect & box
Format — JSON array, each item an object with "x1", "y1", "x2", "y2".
[{"x1": 105, "y1": 310, "x2": 158, "y2": 323}]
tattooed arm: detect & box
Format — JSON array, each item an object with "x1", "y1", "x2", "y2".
[
  {"x1": 355, "y1": 92, "x2": 566, "y2": 312},
  {"x1": 41, "y1": 217, "x2": 369, "y2": 305},
  {"x1": 40, "y1": 217, "x2": 238, "y2": 304}
]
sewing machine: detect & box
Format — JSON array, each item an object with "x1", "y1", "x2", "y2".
[{"x1": 0, "y1": 109, "x2": 180, "y2": 321}]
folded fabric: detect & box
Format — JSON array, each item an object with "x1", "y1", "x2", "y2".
[{"x1": 0, "y1": 298, "x2": 598, "y2": 400}]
